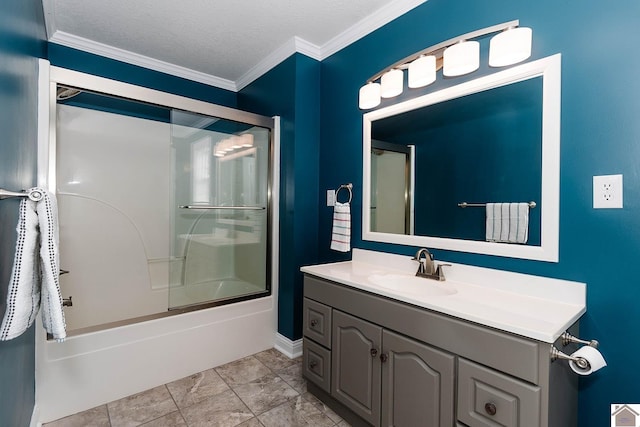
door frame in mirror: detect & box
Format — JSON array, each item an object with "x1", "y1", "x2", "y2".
[{"x1": 362, "y1": 54, "x2": 561, "y2": 262}]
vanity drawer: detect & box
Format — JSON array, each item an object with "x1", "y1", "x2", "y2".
[
  {"x1": 303, "y1": 338, "x2": 331, "y2": 394},
  {"x1": 303, "y1": 297, "x2": 332, "y2": 348},
  {"x1": 457, "y1": 358, "x2": 541, "y2": 427}
]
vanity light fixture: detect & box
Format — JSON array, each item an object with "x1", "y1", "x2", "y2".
[
  {"x1": 489, "y1": 26, "x2": 533, "y2": 67},
  {"x1": 359, "y1": 82, "x2": 382, "y2": 109},
  {"x1": 358, "y1": 20, "x2": 532, "y2": 109},
  {"x1": 442, "y1": 40, "x2": 480, "y2": 77},
  {"x1": 380, "y1": 68, "x2": 404, "y2": 98},
  {"x1": 408, "y1": 55, "x2": 436, "y2": 88},
  {"x1": 214, "y1": 133, "x2": 254, "y2": 157}
]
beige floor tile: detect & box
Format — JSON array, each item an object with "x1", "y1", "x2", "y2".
[
  {"x1": 181, "y1": 389, "x2": 254, "y2": 427},
  {"x1": 107, "y1": 385, "x2": 177, "y2": 427},
  {"x1": 301, "y1": 391, "x2": 343, "y2": 424},
  {"x1": 43, "y1": 405, "x2": 110, "y2": 427},
  {"x1": 139, "y1": 410, "x2": 187, "y2": 426},
  {"x1": 258, "y1": 396, "x2": 335, "y2": 427},
  {"x1": 233, "y1": 373, "x2": 299, "y2": 415},
  {"x1": 253, "y1": 348, "x2": 298, "y2": 371},
  {"x1": 276, "y1": 361, "x2": 307, "y2": 394},
  {"x1": 215, "y1": 355, "x2": 271, "y2": 387},
  {"x1": 167, "y1": 368, "x2": 230, "y2": 409},
  {"x1": 236, "y1": 417, "x2": 264, "y2": 427}
]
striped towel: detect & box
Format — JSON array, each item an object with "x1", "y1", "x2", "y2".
[
  {"x1": 485, "y1": 202, "x2": 529, "y2": 244},
  {"x1": 0, "y1": 188, "x2": 66, "y2": 342},
  {"x1": 330, "y1": 201, "x2": 351, "y2": 252}
]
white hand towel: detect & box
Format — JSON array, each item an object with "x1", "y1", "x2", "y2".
[
  {"x1": 330, "y1": 201, "x2": 351, "y2": 252},
  {"x1": 486, "y1": 202, "x2": 529, "y2": 244},
  {"x1": 1, "y1": 189, "x2": 66, "y2": 342}
]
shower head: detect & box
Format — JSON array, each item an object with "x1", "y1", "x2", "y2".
[{"x1": 57, "y1": 86, "x2": 82, "y2": 101}]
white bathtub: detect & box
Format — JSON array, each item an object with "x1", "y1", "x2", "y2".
[{"x1": 35, "y1": 295, "x2": 277, "y2": 422}]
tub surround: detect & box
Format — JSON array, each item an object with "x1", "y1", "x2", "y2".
[{"x1": 301, "y1": 249, "x2": 585, "y2": 343}]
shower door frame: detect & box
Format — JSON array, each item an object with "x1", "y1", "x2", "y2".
[{"x1": 43, "y1": 65, "x2": 277, "y2": 331}]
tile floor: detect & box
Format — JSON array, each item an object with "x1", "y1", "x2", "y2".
[{"x1": 44, "y1": 349, "x2": 350, "y2": 427}]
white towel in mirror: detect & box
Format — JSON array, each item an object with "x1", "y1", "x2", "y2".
[{"x1": 486, "y1": 202, "x2": 529, "y2": 244}]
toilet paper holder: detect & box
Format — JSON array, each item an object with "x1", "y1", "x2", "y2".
[
  {"x1": 560, "y1": 331, "x2": 599, "y2": 349},
  {"x1": 549, "y1": 332, "x2": 599, "y2": 370},
  {"x1": 550, "y1": 346, "x2": 590, "y2": 369}
]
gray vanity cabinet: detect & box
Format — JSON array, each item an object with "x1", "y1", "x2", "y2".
[{"x1": 302, "y1": 274, "x2": 578, "y2": 427}]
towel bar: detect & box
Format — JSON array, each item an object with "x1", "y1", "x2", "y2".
[
  {"x1": 178, "y1": 205, "x2": 265, "y2": 210},
  {"x1": 336, "y1": 183, "x2": 353, "y2": 204},
  {"x1": 0, "y1": 188, "x2": 45, "y2": 201},
  {"x1": 458, "y1": 201, "x2": 536, "y2": 208}
]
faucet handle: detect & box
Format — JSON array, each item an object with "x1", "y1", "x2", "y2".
[{"x1": 435, "y1": 263, "x2": 451, "y2": 281}]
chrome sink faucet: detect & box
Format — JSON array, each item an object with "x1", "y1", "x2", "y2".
[{"x1": 412, "y1": 248, "x2": 450, "y2": 281}]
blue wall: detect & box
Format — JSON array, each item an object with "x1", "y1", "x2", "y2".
[
  {"x1": 318, "y1": 1, "x2": 640, "y2": 425},
  {"x1": 0, "y1": 0, "x2": 46, "y2": 425},
  {"x1": 238, "y1": 53, "x2": 321, "y2": 340}
]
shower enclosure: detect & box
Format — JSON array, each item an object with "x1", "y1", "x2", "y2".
[
  {"x1": 37, "y1": 62, "x2": 278, "y2": 422},
  {"x1": 54, "y1": 88, "x2": 272, "y2": 332}
]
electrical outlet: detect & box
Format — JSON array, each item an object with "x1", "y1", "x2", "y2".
[{"x1": 593, "y1": 174, "x2": 623, "y2": 209}]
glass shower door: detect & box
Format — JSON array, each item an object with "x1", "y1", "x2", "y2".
[{"x1": 169, "y1": 110, "x2": 271, "y2": 309}]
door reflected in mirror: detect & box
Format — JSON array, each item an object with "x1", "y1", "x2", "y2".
[{"x1": 370, "y1": 140, "x2": 414, "y2": 235}]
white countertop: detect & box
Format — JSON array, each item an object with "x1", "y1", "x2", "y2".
[{"x1": 301, "y1": 249, "x2": 586, "y2": 343}]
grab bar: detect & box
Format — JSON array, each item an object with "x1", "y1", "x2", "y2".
[
  {"x1": 0, "y1": 188, "x2": 45, "y2": 201},
  {"x1": 179, "y1": 205, "x2": 266, "y2": 210},
  {"x1": 458, "y1": 201, "x2": 536, "y2": 208}
]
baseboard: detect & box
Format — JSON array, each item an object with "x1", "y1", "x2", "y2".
[
  {"x1": 30, "y1": 404, "x2": 41, "y2": 427},
  {"x1": 274, "y1": 333, "x2": 303, "y2": 359}
]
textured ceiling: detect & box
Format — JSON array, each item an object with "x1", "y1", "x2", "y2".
[{"x1": 44, "y1": 0, "x2": 425, "y2": 88}]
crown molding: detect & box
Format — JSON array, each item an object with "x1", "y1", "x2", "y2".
[
  {"x1": 45, "y1": 0, "x2": 428, "y2": 92},
  {"x1": 49, "y1": 31, "x2": 238, "y2": 91},
  {"x1": 235, "y1": 36, "x2": 322, "y2": 91},
  {"x1": 41, "y1": 0, "x2": 57, "y2": 40},
  {"x1": 319, "y1": 0, "x2": 427, "y2": 60}
]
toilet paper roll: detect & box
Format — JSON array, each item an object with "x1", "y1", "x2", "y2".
[{"x1": 568, "y1": 346, "x2": 607, "y2": 375}]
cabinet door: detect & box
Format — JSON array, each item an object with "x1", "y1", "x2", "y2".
[
  {"x1": 332, "y1": 310, "x2": 383, "y2": 427},
  {"x1": 381, "y1": 330, "x2": 456, "y2": 427}
]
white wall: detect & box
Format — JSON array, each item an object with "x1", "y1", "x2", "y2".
[{"x1": 56, "y1": 104, "x2": 172, "y2": 330}]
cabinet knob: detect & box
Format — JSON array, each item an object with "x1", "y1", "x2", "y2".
[
  {"x1": 370, "y1": 348, "x2": 378, "y2": 357},
  {"x1": 380, "y1": 353, "x2": 388, "y2": 363},
  {"x1": 310, "y1": 319, "x2": 319, "y2": 328},
  {"x1": 484, "y1": 402, "x2": 497, "y2": 416},
  {"x1": 309, "y1": 360, "x2": 318, "y2": 370}
]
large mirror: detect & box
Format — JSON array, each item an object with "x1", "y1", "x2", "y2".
[{"x1": 363, "y1": 55, "x2": 560, "y2": 262}]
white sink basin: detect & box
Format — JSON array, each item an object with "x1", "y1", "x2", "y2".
[{"x1": 367, "y1": 274, "x2": 458, "y2": 297}]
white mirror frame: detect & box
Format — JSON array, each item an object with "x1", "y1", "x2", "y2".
[{"x1": 363, "y1": 54, "x2": 561, "y2": 262}]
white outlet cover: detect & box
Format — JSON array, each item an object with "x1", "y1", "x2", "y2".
[
  {"x1": 593, "y1": 174, "x2": 623, "y2": 209},
  {"x1": 327, "y1": 189, "x2": 336, "y2": 206}
]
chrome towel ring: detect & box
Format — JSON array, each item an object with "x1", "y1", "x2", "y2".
[{"x1": 336, "y1": 183, "x2": 353, "y2": 204}]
